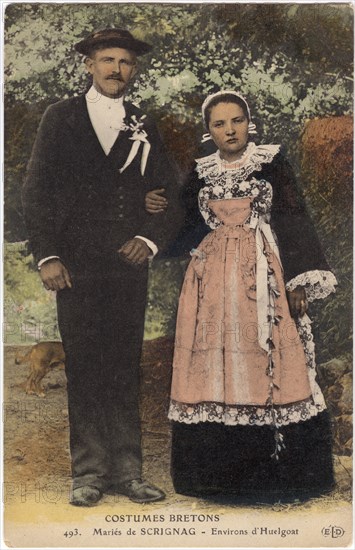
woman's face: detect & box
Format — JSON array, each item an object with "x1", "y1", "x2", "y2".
[{"x1": 208, "y1": 102, "x2": 249, "y2": 162}]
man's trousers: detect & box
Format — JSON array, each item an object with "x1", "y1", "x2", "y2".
[{"x1": 56, "y1": 257, "x2": 148, "y2": 491}]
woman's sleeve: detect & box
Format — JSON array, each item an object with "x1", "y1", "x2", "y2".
[
  {"x1": 269, "y1": 153, "x2": 337, "y2": 302},
  {"x1": 164, "y1": 166, "x2": 210, "y2": 257}
]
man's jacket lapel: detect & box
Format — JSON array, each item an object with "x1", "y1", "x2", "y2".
[
  {"x1": 65, "y1": 95, "x2": 137, "y2": 171},
  {"x1": 65, "y1": 95, "x2": 107, "y2": 166}
]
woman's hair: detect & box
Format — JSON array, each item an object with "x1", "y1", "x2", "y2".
[{"x1": 203, "y1": 93, "x2": 250, "y2": 128}]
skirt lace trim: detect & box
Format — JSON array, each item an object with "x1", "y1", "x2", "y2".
[{"x1": 168, "y1": 397, "x2": 325, "y2": 427}]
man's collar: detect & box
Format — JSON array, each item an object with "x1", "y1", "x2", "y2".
[{"x1": 85, "y1": 85, "x2": 125, "y2": 108}]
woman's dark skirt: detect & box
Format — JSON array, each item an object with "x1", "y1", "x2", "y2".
[{"x1": 171, "y1": 411, "x2": 335, "y2": 502}]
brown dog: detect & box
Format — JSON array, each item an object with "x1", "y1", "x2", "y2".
[{"x1": 15, "y1": 342, "x2": 65, "y2": 397}]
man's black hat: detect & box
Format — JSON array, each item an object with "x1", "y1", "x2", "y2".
[{"x1": 75, "y1": 28, "x2": 152, "y2": 56}]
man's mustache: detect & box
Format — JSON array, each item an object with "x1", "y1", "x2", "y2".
[{"x1": 106, "y1": 74, "x2": 124, "y2": 81}]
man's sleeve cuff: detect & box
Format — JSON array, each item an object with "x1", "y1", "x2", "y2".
[
  {"x1": 134, "y1": 236, "x2": 158, "y2": 258},
  {"x1": 38, "y1": 256, "x2": 60, "y2": 270}
]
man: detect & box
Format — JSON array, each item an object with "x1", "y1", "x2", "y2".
[{"x1": 22, "y1": 28, "x2": 178, "y2": 506}]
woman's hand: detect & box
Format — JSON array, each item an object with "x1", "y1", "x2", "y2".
[
  {"x1": 145, "y1": 188, "x2": 168, "y2": 214},
  {"x1": 286, "y1": 286, "x2": 308, "y2": 318}
]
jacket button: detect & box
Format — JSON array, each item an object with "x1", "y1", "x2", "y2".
[{"x1": 118, "y1": 214, "x2": 124, "y2": 219}]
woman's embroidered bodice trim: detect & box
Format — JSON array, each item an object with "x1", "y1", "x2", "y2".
[
  {"x1": 195, "y1": 143, "x2": 280, "y2": 230},
  {"x1": 198, "y1": 177, "x2": 273, "y2": 229}
]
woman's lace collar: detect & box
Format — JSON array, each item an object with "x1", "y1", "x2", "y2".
[{"x1": 195, "y1": 142, "x2": 281, "y2": 180}]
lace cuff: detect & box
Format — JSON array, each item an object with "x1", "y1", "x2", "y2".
[{"x1": 285, "y1": 270, "x2": 337, "y2": 302}]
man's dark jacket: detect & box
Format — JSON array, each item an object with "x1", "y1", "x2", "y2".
[{"x1": 22, "y1": 94, "x2": 180, "y2": 266}]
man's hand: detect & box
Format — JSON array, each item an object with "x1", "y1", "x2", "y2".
[
  {"x1": 145, "y1": 188, "x2": 168, "y2": 214},
  {"x1": 286, "y1": 286, "x2": 308, "y2": 318},
  {"x1": 118, "y1": 238, "x2": 151, "y2": 265},
  {"x1": 40, "y1": 259, "x2": 72, "y2": 291}
]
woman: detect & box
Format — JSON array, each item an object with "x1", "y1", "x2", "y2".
[{"x1": 147, "y1": 91, "x2": 337, "y2": 502}]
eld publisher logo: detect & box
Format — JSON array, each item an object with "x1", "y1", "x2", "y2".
[{"x1": 321, "y1": 526, "x2": 345, "y2": 538}]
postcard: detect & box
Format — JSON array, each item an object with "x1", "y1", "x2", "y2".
[{"x1": 2, "y1": 1, "x2": 353, "y2": 548}]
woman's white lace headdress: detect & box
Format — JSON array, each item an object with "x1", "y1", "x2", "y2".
[{"x1": 201, "y1": 90, "x2": 257, "y2": 143}]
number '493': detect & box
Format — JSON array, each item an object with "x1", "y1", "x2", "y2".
[{"x1": 64, "y1": 529, "x2": 80, "y2": 538}]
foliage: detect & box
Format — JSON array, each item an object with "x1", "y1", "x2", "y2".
[
  {"x1": 4, "y1": 103, "x2": 46, "y2": 241},
  {"x1": 212, "y1": 4, "x2": 353, "y2": 70},
  {"x1": 4, "y1": 3, "x2": 202, "y2": 104},
  {"x1": 299, "y1": 118, "x2": 353, "y2": 362},
  {"x1": 4, "y1": 4, "x2": 353, "y2": 106},
  {"x1": 137, "y1": 42, "x2": 352, "y2": 160},
  {"x1": 4, "y1": 242, "x2": 59, "y2": 343},
  {"x1": 309, "y1": 232, "x2": 352, "y2": 363},
  {"x1": 145, "y1": 258, "x2": 186, "y2": 339}
]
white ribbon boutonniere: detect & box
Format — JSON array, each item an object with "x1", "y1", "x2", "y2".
[{"x1": 119, "y1": 115, "x2": 151, "y2": 176}]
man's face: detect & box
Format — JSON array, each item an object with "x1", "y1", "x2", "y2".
[{"x1": 85, "y1": 47, "x2": 137, "y2": 98}]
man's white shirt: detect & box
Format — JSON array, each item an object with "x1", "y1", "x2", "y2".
[{"x1": 86, "y1": 85, "x2": 126, "y2": 156}]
